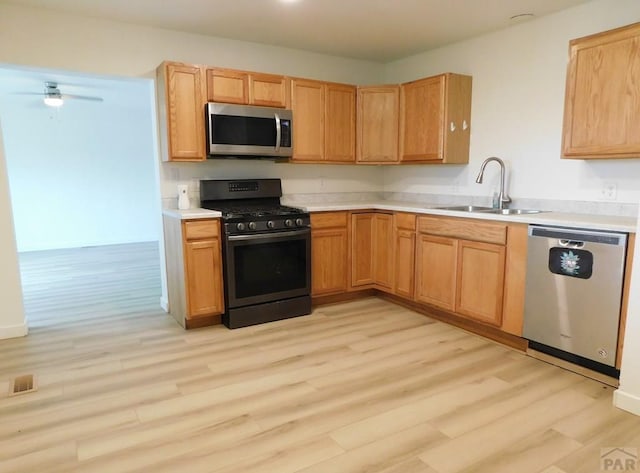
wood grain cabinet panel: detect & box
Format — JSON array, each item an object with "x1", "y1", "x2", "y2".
[
  {"x1": 562, "y1": 22, "x2": 640, "y2": 159},
  {"x1": 157, "y1": 62, "x2": 206, "y2": 161},
  {"x1": 291, "y1": 79, "x2": 356, "y2": 163},
  {"x1": 184, "y1": 239, "x2": 224, "y2": 317},
  {"x1": 455, "y1": 240, "x2": 506, "y2": 326},
  {"x1": 400, "y1": 73, "x2": 472, "y2": 164},
  {"x1": 325, "y1": 83, "x2": 356, "y2": 162},
  {"x1": 415, "y1": 234, "x2": 457, "y2": 311},
  {"x1": 357, "y1": 86, "x2": 400, "y2": 163},
  {"x1": 249, "y1": 73, "x2": 288, "y2": 108},
  {"x1": 291, "y1": 79, "x2": 325, "y2": 162},
  {"x1": 350, "y1": 212, "x2": 394, "y2": 291},
  {"x1": 206, "y1": 68, "x2": 249, "y2": 104},
  {"x1": 373, "y1": 213, "x2": 394, "y2": 291},
  {"x1": 311, "y1": 212, "x2": 349, "y2": 296},
  {"x1": 206, "y1": 69, "x2": 288, "y2": 107},
  {"x1": 393, "y1": 213, "x2": 416, "y2": 299},
  {"x1": 351, "y1": 213, "x2": 375, "y2": 287}
]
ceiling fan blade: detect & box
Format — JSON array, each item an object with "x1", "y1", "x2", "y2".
[
  {"x1": 11, "y1": 92, "x2": 47, "y2": 96},
  {"x1": 62, "y1": 94, "x2": 104, "y2": 102}
]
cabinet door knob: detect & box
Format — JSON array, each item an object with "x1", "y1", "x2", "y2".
[
  {"x1": 462, "y1": 120, "x2": 469, "y2": 131},
  {"x1": 450, "y1": 121, "x2": 456, "y2": 132}
]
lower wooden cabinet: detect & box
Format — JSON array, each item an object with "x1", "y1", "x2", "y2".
[
  {"x1": 393, "y1": 213, "x2": 416, "y2": 299},
  {"x1": 350, "y1": 212, "x2": 394, "y2": 291},
  {"x1": 184, "y1": 238, "x2": 224, "y2": 317},
  {"x1": 163, "y1": 216, "x2": 224, "y2": 328},
  {"x1": 415, "y1": 216, "x2": 507, "y2": 327},
  {"x1": 311, "y1": 212, "x2": 349, "y2": 296},
  {"x1": 415, "y1": 234, "x2": 457, "y2": 311},
  {"x1": 455, "y1": 240, "x2": 506, "y2": 326}
]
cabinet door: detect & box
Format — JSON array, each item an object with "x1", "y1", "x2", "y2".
[
  {"x1": 351, "y1": 213, "x2": 375, "y2": 287},
  {"x1": 291, "y1": 79, "x2": 325, "y2": 162},
  {"x1": 311, "y1": 227, "x2": 348, "y2": 296},
  {"x1": 562, "y1": 23, "x2": 640, "y2": 159},
  {"x1": 357, "y1": 86, "x2": 399, "y2": 163},
  {"x1": 415, "y1": 234, "x2": 457, "y2": 310},
  {"x1": 249, "y1": 73, "x2": 288, "y2": 108},
  {"x1": 162, "y1": 63, "x2": 206, "y2": 161},
  {"x1": 184, "y1": 239, "x2": 224, "y2": 317},
  {"x1": 373, "y1": 213, "x2": 394, "y2": 290},
  {"x1": 325, "y1": 83, "x2": 356, "y2": 162},
  {"x1": 394, "y1": 229, "x2": 415, "y2": 299},
  {"x1": 206, "y1": 68, "x2": 249, "y2": 104},
  {"x1": 456, "y1": 240, "x2": 505, "y2": 326},
  {"x1": 400, "y1": 75, "x2": 445, "y2": 162}
]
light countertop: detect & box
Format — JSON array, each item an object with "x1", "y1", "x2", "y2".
[
  {"x1": 161, "y1": 201, "x2": 637, "y2": 232},
  {"x1": 162, "y1": 208, "x2": 222, "y2": 219},
  {"x1": 291, "y1": 200, "x2": 637, "y2": 233}
]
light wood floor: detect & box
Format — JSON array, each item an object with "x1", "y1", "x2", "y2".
[{"x1": 1, "y1": 242, "x2": 639, "y2": 473}]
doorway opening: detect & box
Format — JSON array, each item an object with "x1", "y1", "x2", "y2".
[{"x1": 0, "y1": 63, "x2": 165, "y2": 331}]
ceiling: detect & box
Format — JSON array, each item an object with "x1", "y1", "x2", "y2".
[{"x1": 1, "y1": 0, "x2": 592, "y2": 62}]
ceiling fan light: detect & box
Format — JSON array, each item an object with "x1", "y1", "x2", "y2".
[{"x1": 44, "y1": 96, "x2": 64, "y2": 107}]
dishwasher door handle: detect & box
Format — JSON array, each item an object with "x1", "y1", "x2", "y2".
[{"x1": 558, "y1": 239, "x2": 585, "y2": 249}]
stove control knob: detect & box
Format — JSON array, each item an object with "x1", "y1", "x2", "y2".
[
  {"x1": 248, "y1": 222, "x2": 257, "y2": 230},
  {"x1": 284, "y1": 219, "x2": 294, "y2": 228},
  {"x1": 295, "y1": 218, "x2": 304, "y2": 227},
  {"x1": 267, "y1": 220, "x2": 275, "y2": 229},
  {"x1": 236, "y1": 223, "x2": 246, "y2": 231}
]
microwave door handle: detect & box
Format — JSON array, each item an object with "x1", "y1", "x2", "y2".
[{"x1": 274, "y1": 112, "x2": 281, "y2": 152}]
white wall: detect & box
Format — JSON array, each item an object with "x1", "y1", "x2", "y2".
[
  {"x1": 0, "y1": 120, "x2": 27, "y2": 339},
  {"x1": 0, "y1": 76, "x2": 158, "y2": 251},
  {"x1": 0, "y1": 3, "x2": 387, "y2": 209},
  {"x1": 382, "y1": 0, "x2": 640, "y2": 205}
]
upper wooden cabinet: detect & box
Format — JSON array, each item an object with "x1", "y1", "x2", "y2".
[
  {"x1": 400, "y1": 73, "x2": 472, "y2": 164},
  {"x1": 290, "y1": 79, "x2": 356, "y2": 163},
  {"x1": 156, "y1": 61, "x2": 207, "y2": 162},
  {"x1": 206, "y1": 68, "x2": 288, "y2": 108},
  {"x1": 562, "y1": 22, "x2": 640, "y2": 159},
  {"x1": 357, "y1": 86, "x2": 400, "y2": 163}
]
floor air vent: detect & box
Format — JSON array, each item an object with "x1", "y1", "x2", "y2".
[{"x1": 9, "y1": 374, "x2": 37, "y2": 396}]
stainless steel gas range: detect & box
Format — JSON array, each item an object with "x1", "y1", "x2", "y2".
[{"x1": 200, "y1": 179, "x2": 311, "y2": 329}]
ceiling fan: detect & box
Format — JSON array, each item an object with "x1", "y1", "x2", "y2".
[{"x1": 16, "y1": 81, "x2": 104, "y2": 107}]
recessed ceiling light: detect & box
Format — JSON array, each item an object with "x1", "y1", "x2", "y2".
[{"x1": 279, "y1": 0, "x2": 301, "y2": 3}]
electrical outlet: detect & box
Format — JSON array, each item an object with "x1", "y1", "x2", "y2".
[{"x1": 599, "y1": 182, "x2": 618, "y2": 201}]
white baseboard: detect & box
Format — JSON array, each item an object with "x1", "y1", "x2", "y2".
[
  {"x1": 160, "y1": 296, "x2": 169, "y2": 313},
  {"x1": 0, "y1": 322, "x2": 28, "y2": 340},
  {"x1": 614, "y1": 389, "x2": 640, "y2": 416}
]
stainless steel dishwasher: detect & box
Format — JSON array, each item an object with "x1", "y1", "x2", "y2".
[{"x1": 523, "y1": 225, "x2": 628, "y2": 376}]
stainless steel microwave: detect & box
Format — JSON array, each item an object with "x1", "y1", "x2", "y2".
[{"x1": 206, "y1": 102, "x2": 293, "y2": 158}]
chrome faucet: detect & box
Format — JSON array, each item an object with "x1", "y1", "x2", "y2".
[{"x1": 475, "y1": 157, "x2": 511, "y2": 210}]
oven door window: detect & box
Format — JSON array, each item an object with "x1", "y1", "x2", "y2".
[{"x1": 227, "y1": 233, "x2": 310, "y2": 306}]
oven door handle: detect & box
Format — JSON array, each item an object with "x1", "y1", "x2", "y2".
[{"x1": 227, "y1": 228, "x2": 310, "y2": 241}]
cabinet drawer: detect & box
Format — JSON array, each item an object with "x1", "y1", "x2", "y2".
[
  {"x1": 183, "y1": 220, "x2": 219, "y2": 240},
  {"x1": 394, "y1": 212, "x2": 416, "y2": 231},
  {"x1": 311, "y1": 211, "x2": 348, "y2": 229},
  {"x1": 417, "y1": 216, "x2": 506, "y2": 245}
]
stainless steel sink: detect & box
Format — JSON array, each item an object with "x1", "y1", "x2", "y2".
[
  {"x1": 435, "y1": 205, "x2": 494, "y2": 212},
  {"x1": 483, "y1": 208, "x2": 544, "y2": 215},
  {"x1": 435, "y1": 205, "x2": 545, "y2": 215}
]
